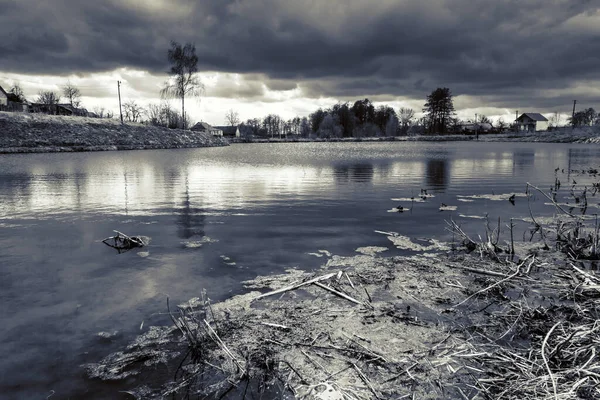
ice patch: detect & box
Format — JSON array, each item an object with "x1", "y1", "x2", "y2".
[
  {"x1": 387, "y1": 235, "x2": 451, "y2": 252},
  {"x1": 220, "y1": 255, "x2": 237, "y2": 266},
  {"x1": 355, "y1": 246, "x2": 389, "y2": 255},
  {"x1": 458, "y1": 214, "x2": 486, "y2": 219},
  {"x1": 387, "y1": 207, "x2": 411, "y2": 213},
  {"x1": 457, "y1": 193, "x2": 527, "y2": 201},
  {"x1": 183, "y1": 242, "x2": 203, "y2": 248},
  {"x1": 309, "y1": 250, "x2": 332, "y2": 258},
  {"x1": 182, "y1": 236, "x2": 219, "y2": 248},
  {"x1": 439, "y1": 205, "x2": 457, "y2": 211},
  {"x1": 97, "y1": 331, "x2": 119, "y2": 339},
  {"x1": 391, "y1": 197, "x2": 426, "y2": 203}
]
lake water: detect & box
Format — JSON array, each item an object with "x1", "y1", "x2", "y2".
[{"x1": 1, "y1": 141, "x2": 600, "y2": 399}]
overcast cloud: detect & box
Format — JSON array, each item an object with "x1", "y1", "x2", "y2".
[{"x1": 0, "y1": 0, "x2": 599, "y2": 121}]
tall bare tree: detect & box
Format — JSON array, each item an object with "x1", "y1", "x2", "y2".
[
  {"x1": 225, "y1": 109, "x2": 240, "y2": 126},
  {"x1": 62, "y1": 81, "x2": 81, "y2": 107},
  {"x1": 161, "y1": 41, "x2": 203, "y2": 130}
]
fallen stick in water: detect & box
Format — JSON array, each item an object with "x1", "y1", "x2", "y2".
[
  {"x1": 313, "y1": 282, "x2": 365, "y2": 306},
  {"x1": 253, "y1": 272, "x2": 337, "y2": 301}
]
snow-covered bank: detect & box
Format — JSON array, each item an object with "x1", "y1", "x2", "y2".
[{"x1": 0, "y1": 112, "x2": 228, "y2": 153}]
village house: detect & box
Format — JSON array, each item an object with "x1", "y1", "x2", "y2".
[
  {"x1": 0, "y1": 85, "x2": 8, "y2": 107},
  {"x1": 0, "y1": 85, "x2": 30, "y2": 111},
  {"x1": 213, "y1": 125, "x2": 241, "y2": 138},
  {"x1": 190, "y1": 122, "x2": 223, "y2": 136},
  {"x1": 516, "y1": 113, "x2": 548, "y2": 133}
]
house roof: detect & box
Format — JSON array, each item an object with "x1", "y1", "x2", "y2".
[
  {"x1": 190, "y1": 122, "x2": 219, "y2": 131},
  {"x1": 518, "y1": 113, "x2": 548, "y2": 122},
  {"x1": 57, "y1": 103, "x2": 77, "y2": 113},
  {"x1": 214, "y1": 126, "x2": 238, "y2": 135},
  {"x1": 0, "y1": 85, "x2": 7, "y2": 97}
]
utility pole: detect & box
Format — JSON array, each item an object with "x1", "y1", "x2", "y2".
[
  {"x1": 572, "y1": 100, "x2": 577, "y2": 127},
  {"x1": 117, "y1": 81, "x2": 123, "y2": 124},
  {"x1": 515, "y1": 110, "x2": 519, "y2": 133}
]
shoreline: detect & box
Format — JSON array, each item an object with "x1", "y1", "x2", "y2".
[
  {"x1": 2, "y1": 112, "x2": 599, "y2": 154},
  {"x1": 0, "y1": 111, "x2": 228, "y2": 154},
  {"x1": 231, "y1": 127, "x2": 600, "y2": 145}
]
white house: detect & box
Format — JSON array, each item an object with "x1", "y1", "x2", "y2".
[
  {"x1": 0, "y1": 85, "x2": 8, "y2": 107},
  {"x1": 190, "y1": 122, "x2": 223, "y2": 136},
  {"x1": 516, "y1": 113, "x2": 548, "y2": 132}
]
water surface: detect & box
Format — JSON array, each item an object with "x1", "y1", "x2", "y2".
[{"x1": 1, "y1": 141, "x2": 599, "y2": 399}]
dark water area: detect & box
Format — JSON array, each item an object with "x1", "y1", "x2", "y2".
[{"x1": 1, "y1": 141, "x2": 600, "y2": 399}]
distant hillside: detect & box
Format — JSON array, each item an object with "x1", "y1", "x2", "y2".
[{"x1": 0, "y1": 112, "x2": 229, "y2": 153}]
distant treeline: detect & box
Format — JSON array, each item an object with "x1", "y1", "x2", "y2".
[
  {"x1": 238, "y1": 99, "x2": 418, "y2": 139},
  {"x1": 238, "y1": 88, "x2": 476, "y2": 138}
]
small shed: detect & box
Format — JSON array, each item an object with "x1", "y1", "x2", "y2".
[
  {"x1": 516, "y1": 113, "x2": 548, "y2": 132},
  {"x1": 190, "y1": 122, "x2": 223, "y2": 136},
  {"x1": 214, "y1": 125, "x2": 240, "y2": 138}
]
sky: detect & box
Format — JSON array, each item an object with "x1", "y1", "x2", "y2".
[{"x1": 0, "y1": 0, "x2": 599, "y2": 125}]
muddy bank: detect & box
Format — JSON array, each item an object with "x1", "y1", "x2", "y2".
[
  {"x1": 84, "y1": 235, "x2": 599, "y2": 399},
  {"x1": 0, "y1": 112, "x2": 228, "y2": 153}
]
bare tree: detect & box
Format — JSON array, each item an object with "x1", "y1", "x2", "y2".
[
  {"x1": 385, "y1": 114, "x2": 399, "y2": 136},
  {"x1": 477, "y1": 114, "x2": 492, "y2": 125},
  {"x1": 123, "y1": 100, "x2": 144, "y2": 123},
  {"x1": 496, "y1": 117, "x2": 507, "y2": 131},
  {"x1": 549, "y1": 112, "x2": 562, "y2": 128},
  {"x1": 146, "y1": 101, "x2": 183, "y2": 128},
  {"x1": 36, "y1": 91, "x2": 60, "y2": 114},
  {"x1": 263, "y1": 114, "x2": 282, "y2": 138},
  {"x1": 9, "y1": 84, "x2": 25, "y2": 102},
  {"x1": 160, "y1": 41, "x2": 203, "y2": 130},
  {"x1": 398, "y1": 107, "x2": 415, "y2": 135},
  {"x1": 318, "y1": 113, "x2": 343, "y2": 138},
  {"x1": 62, "y1": 81, "x2": 81, "y2": 107},
  {"x1": 225, "y1": 109, "x2": 240, "y2": 126},
  {"x1": 92, "y1": 107, "x2": 105, "y2": 118}
]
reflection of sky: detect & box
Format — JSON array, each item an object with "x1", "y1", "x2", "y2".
[
  {"x1": 0, "y1": 143, "x2": 597, "y2": 217},
  {"x1": 0, "y1": 142, "x2": 597, "y2": 218}
]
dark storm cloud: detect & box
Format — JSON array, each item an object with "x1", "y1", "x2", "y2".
[{"x1": 0, "y1": 0, "x2": 598, "y2": 110}]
